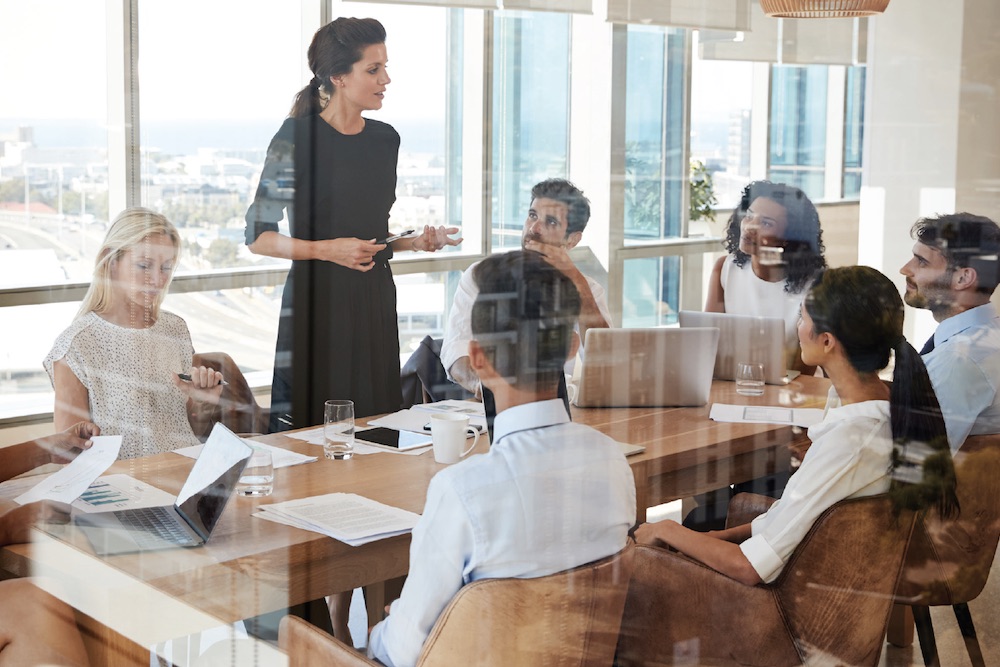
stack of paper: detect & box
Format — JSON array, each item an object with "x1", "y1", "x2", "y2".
[
  {"x1": 710, "y1": 404, "x2": 824, "y2": 428},
  {"x1": 369, "y1": 399, "x2": 487, "y2": 433},
  {"x1": 254, "y1": 493, "x2": 421, "y2": 546}
]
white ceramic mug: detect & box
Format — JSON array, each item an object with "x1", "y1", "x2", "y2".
[{"x1": 430, "y1": 413, "x2": 480, "y2": 464}]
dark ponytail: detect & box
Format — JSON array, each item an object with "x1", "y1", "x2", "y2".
[
  {"x1": 289, "y1": 17, "x2": 387, "y2": 119},
  {"x1": 888, "y1": 339, "x2": 959, "y2": 518},
  {"x1": 806, "y1": 266, "x2": 958, "y2": 518}
]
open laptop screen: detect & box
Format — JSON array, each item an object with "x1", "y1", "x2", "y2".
[{"x1": 176, "y1": 425, "x2": 252, "y2": 540}]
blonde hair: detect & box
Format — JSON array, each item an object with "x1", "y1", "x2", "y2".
[{"x1": 77, "y1": 208, "x2": 181, "y2": 319}]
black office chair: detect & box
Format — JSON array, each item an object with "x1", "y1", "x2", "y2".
[{"x1": 399, "y1": 335, "x2": 474, "y2": 409}]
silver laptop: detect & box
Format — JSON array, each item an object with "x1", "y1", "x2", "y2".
[
  {"x1": 75, "y1": 423, "x2": 253, "y2": 556},
  {"x1": 678, "y1": 311, "x2": 791, "y2": 385},
  {"x1": 574, "y1": 328, "x2": 719, "y2": 408}
]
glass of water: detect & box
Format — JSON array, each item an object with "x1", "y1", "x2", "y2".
[
  {"x1": 238, "y1": 448, "x2": 274, "y2": 496},
  {"x1": 735, "y1": 362, "x2": 766, "y2": 397},
  {"x1": 324, "y1": 399, "x2": 355, "y2": 460}
]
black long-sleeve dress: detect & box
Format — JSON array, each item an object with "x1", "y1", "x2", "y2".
[{"x1": 245, "y1": 115, "x2": 403, "y2": 431}]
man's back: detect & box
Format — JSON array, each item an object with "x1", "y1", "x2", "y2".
[{"x1": 368, "y1": 399, "x2": 635, "y2": 667}]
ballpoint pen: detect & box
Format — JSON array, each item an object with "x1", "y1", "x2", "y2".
[{"x1": 178, "y1": 373, "x2": 229, "y2": 387}]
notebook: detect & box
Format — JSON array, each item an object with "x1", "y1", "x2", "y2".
[
  {"x1": 75, "y1": 423, "x2": 253, "y2": 556},
  {"x1": 573, "y1": 328, "x2": 720, "y2": 408},
  {"x1": 678, "y1": 311, "x2": 792, "y2": 386}
]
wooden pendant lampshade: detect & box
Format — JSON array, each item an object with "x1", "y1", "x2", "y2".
[{"x1": 760, "y1": 0, "x2": 889, "y2": 17}]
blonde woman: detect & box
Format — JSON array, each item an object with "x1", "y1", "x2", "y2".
[{"x1": 44, "y1": 208, "x2": 223, "y2": 459}]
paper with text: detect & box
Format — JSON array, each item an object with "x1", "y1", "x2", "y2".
[
  {"x1": 254, "y1": 492, "x2": 420, "y2": 546},
  {"x1": 71, "y1": 474, "x2": 176, "y2": 513},
  {"x1": 709, "y1": 403, "x2": 823, "y2": 428},
  {"x1": 14, "y1": 436, "x2": 122, "y2": 505}
]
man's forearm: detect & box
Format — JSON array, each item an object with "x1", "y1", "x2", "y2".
[{"x1": 447, "y1": 358, "x2": 481, "y2": 397}]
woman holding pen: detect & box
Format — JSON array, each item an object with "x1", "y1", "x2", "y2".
[{"x1": 245, "y1": 17, "x2": 460, "y2": 433}]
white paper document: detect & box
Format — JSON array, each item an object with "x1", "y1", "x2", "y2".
[
  {"x1": 172, "y1": 441, "x2": 317, "y2": 468},
  {"x1": 254, "y1": 492, "x2": 420, "y2": 546},
  {"x1": 71, "y1": 474, "x2": 177, "y2": 513},
  {"x1": 283, "y1": 427, "x2": 430, "y2": 456},
  {"x1": 710, "y1": 403, "x2": 824, "y2": 428},
  {"x1": 14, "y1": 435, "x2": 123, "y2": 505},
  {"x1": 369, "y1": 404, "x2": 487, "y2": 434}
]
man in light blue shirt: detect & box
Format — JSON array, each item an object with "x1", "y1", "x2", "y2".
[
  {"x1": 899, "y1": 212, "x2": 1000, "y2": 451},
  {"x1": 368, "y1": 251, "x2": 636, "y2": 667}
]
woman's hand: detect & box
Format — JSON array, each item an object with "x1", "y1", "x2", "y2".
[
  {"x1": 411, "y1": 225, "x2": 462, "y2": 252},
  {"x1": 173, "y1": 366, "x2": 224, "y2": 405},
  {"x1": 36, "y1": 422, "x2": 99, "y2": 464},
  {"x1": 312, "y1": 238, "x2": 387, "y2": 271},
  {"x1": 634, "y1": 519, "x2": 682, "y2": 549}
]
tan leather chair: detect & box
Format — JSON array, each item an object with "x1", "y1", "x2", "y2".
[
  {"x1": 188, "y1": 351, "x2": 267, "y2": 438},
  {"x1": 616, "y1": 495, "x2": 916, "y2": 666},
  {"x1": 279, "y1": 543, "x2": 635, "y2": 666},
  {"x1": 891, "y1": 433, "x2": 1000, "y2": 667}
]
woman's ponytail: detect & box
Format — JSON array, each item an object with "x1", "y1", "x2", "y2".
[
  {"x1": 289, "y1": 79, "x2": 324, "y2": 118},
  {"x1": 888, "y1": 338, "x2": 959, "y2": 518}
]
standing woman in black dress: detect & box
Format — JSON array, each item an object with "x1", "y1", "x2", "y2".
[{"x1": 246, "y1": 17, "x2": 460, "y2": 435}]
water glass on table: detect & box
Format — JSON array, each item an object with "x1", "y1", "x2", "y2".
[
  {"x1": 735, "y1": 362, "x2": 765, "y2": 396},
  {"x1": 324, "y1": 399, "x2": 355, "y2": 460},
  {"x1": 238, "y1": 448, "x2": 274, "y2": 496}
]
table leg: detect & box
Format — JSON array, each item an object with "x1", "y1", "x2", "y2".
[{"x1": 887, "y1": 603, "x2": 914, "y2": 647}]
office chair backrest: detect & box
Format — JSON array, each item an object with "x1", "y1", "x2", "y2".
[{"x1": 895, "y1": 433, "x2": 1000, "y2": 605}]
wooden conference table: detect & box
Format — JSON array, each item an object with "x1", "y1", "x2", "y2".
[{"x1": 0, "y1": 375, "x2": 828, "y2": 664}]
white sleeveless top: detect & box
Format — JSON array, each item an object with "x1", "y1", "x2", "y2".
[
  {"x1": 44, "y1": 311, "x2": 200, "y2": 459},
  {"x1": 720, "y1": 255, "x2": 807, "y2": 370}
]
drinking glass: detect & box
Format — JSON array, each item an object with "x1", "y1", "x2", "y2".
[
  {"x1": 324, "y1": 399, "x2": 355, "y2": 460},
  {"x1": 735, "y1": 362, "x2": 765, "y2": 396},
  {"x1": 238, "y1": 448, "x2": 274, "y2": 496}
]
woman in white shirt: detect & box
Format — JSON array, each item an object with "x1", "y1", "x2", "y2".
[
  {"x1": 638, "y1": 265, "x2": 958, "y2": 585},
  {"x1": 706, "y1": 181, "x2": 827, "y2": 374},
  {"x1": 45, "y1": 208, "x2": 224, "y2": 459}
]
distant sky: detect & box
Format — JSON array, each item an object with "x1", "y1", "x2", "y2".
[{"x1": 1, "y1": 0, "x2": 447, "y2": 123}]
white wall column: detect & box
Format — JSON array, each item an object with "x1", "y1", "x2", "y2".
[{"x1": 859, "y1": 0, "x2": 1000, "y2": 343}]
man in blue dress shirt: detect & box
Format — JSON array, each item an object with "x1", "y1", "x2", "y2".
[
  {"x1": 899, "y1": 212, "x2": 1000, "y2": 451},
  {"x1": 368, "y1": 250, "x2": 636, "y2": 667}
]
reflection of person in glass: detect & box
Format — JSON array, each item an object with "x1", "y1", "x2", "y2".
[{"x1": 245, "y1": 17, "x2": 460, "y2": 435}]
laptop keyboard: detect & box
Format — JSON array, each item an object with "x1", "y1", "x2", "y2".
[{"x1": 115, "y1": 506, "x2": 197, "y2": 547}]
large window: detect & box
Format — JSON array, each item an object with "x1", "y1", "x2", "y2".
[
  {"x1": 624, "y1": 26, "x2": 686, "y2": 242},
  {"x1": 769, "y1": 65, "x2": 829, "y2": 199},
  {"x1": 0, "y1": 1, "x2": 108, "y2": 414},
  {"x1": 843, "y1": 65, "x2": 866, "y2": 199},
  {"x1": 689, "y1": 34, "x2": 754, "y2": 209},
  {"x1": 0, "y1": 3, "x2": 872, "y2": 424},
  {"x1": 491, "y1": 10, "x2": 571, "y2": 251}
]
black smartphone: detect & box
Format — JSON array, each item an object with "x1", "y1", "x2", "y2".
[
  {"x1": 422, "y1": 421, "x2": 484, "y2": 433},
  {"x1": 355, "y1": 427, "x2": 432, "y2": 451}
]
